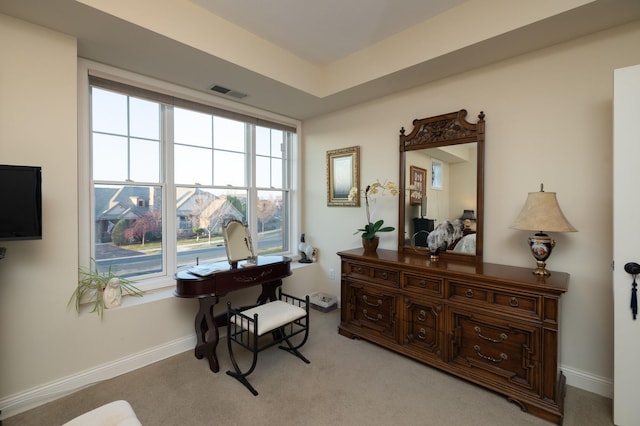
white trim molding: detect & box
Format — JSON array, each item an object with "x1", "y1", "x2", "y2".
[{"x1": 562, "y1": 364, "x2": 613, "y2": 399}]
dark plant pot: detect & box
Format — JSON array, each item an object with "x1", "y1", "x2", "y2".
[{"x1": 362, "y1": 236, "x2": 379, "y2": 253}]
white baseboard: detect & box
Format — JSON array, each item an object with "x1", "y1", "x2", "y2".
[
  {"x1": 562, "y1": 364, "x2": 613, "y2": 399},
  {"x1": 0, "y1": 335, "x2": 196, "y2": 420}
]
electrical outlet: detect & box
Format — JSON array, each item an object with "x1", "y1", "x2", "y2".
[{"x1": 329, "y1": 268, "x2": 335, "y2": 280}]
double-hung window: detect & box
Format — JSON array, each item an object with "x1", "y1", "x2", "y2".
[{"x1": 84, "y1": 67, "x2": 298, "y2": 290}]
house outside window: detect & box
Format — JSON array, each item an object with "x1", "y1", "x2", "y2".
[{"x1": 81, "y1": 62, "x2": 299, "y2": 290}]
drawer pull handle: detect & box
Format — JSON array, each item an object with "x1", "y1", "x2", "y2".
[
  {"x1": 419, "y1": 280, "x2": 426, "y2": 288},
  {"x1": 381, "y1": 272, "x2": 388, "y2": 280},
  {"x1": 474, "y1": 326, "x2": 508, "y2": 343},
  {"x1": 363, "y1": 309, "x2": 382, "y2": 322},
  {"x1": 362, "y1": 295, "x2": 382, "y2": 307},
  {"x1": 474, "y1": 345, "x2": 508, "y2": 363},
  {"x1": 466, "y1": 289, "x2": 474, "y2": 298},
  {"x1": 417, "y1": 309, "x2": 426, "y2": 322},
  {"x1": 418, "y1": 327, "x2": 426, "y2": 340},
  {"x1": 356, "y1": 267, "x2": 363, "y2": 274},
  {"x1": 509, "y1": 297, "x2": 519, "y2": 307}
]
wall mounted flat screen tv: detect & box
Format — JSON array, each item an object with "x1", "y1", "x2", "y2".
[{"x1": 0, "y1": 165, "x2": 42, "y2": 241}]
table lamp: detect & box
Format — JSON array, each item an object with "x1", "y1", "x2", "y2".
[
  {"x1": 461, "y1": 209, "x2": 475, "y2": 231},
  {"x1": 511, "y1": 184, "x2": 577, "y2": 276}
]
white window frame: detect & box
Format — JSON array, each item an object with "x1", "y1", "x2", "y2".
[{"x1": 78, "y1": 59, "x2": 301, "y2": 292}]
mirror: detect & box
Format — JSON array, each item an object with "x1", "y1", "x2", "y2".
[
  {"x1": 222, "y1": 219, "x2": 256, "y2": 268},
  {"x1": 398, "y1": 110, "x2": 485, "y2": 263}
]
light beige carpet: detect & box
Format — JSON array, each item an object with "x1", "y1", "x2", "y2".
[{"x1": 4, "y1": 309, "x2": 612, "y2": 425}]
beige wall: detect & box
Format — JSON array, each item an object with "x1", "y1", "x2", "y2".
[
  {"x1": 0, "y1": 13, "x2": 194, "y2": 399},
  {"x1": 2, "y1": 9, "x2": 640, "y2": 416},
  {"x1": 304, "y1": 20, "x2": 640, "y2": 394}
]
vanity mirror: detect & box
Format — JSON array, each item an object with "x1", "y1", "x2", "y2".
[
  {"x1": 223, "y1": 219, "x2": 256, "y2": 268},
  {"x1": 398, "y1": 109, "x2": 485, "y2": 263}
]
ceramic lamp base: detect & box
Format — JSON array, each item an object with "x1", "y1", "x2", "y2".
[{"x1": 528, "y1": 232, "x2": 556, "y2": 276}]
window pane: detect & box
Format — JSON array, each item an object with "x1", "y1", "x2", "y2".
[
  {"x1": 176, "y1": 187, "x2": 247, "y2": 268},
  {"x1": 256, "y1": 156, "x2": 270, "y2": 187},
  {"x1": 214, "y1": 150, "x2": 245, "y2": 186},
  {"x1": 93, "y1": 133, "x2": 128, "y2": 181},
  {"x1": 214, "y1": 117, "x2": 245, "y2": 152},
  {"x1": 175, "y1": 145, "x2": 212, "y2": 185},
  {"x1": 130, "y1": 97, "x2": 160, "y2": 140},
  {"x1": 271, "y1": 158, "x2": 283, "y2": 188},
  {"x1": 271, "y1": 129, "x2": 283, "y2": 159},
  {"x1": 130, "y1": 138, "x2": 160, "y2": 182},
  {"x1": 92, "y1": 88, "x2": 127, "y2": 135},
  {"x1": 256, "y1": 126, "x2": 271, "y2": 156},
  {"x1": 174, "y1": 108, "x2": 212, "y2": 148},
  {"x1": 94, "y1": 184, "x2": 163, "y2": 277},
  {"x1": 256, "y1": 190, "x2": 285, "y2": 254}
]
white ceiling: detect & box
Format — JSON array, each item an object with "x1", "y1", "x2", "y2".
[
  {"x1": 191, "y1": 0, "x2": 468, "y2": 65},
  {"x1": 1, "y1": 0, "x2": 640, "y2": 120}
]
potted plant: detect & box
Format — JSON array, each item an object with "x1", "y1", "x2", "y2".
[
  {"x1": 350, "y1": 179, "x2": 398, "y2": 252},
  {"x1": 68, "y1": 258, "x2": 144, "y2": 318}
]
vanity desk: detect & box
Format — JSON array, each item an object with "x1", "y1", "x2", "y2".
[{"x1": 338, "y1": 248, "x2": 568, "y2": 424}]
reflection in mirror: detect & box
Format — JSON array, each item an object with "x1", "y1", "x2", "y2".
[
  {"x1": 222, "y1": 219, "x2": 255, "y2": 268},
  {"x1": 405, "y1": 144, "x2": 477, "y2": 247},
  {"x1": 398, "y1": 110, "x2": 485, "y2": 263}
]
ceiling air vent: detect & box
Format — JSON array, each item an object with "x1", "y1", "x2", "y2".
[
  {"x1": 210, "y1": 85, "x2": 248, "y2": 99},
  {"x1": 210, "y1": 85, "x2": 230, "y2": 94}
]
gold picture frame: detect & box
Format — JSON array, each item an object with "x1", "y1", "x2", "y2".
[
  {"x1": 409, "y1": 166, "x2": 426, "y2": 205},
  {"x1": 327, "y1": 146, "x2": 360, "y2": 206}
]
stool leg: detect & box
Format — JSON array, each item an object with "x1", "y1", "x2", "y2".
[
  {"x1": 277, "y1": 303, "x2": 310, "y2": 360},
  {"x1": 226, "y1": 309, "x2": 261, "y2": 396},
  {"x1": 278, "y1": 335, "x2": 310, "y2": 363},
  {"x1": 225, "y1": 370, "x2": 259, "y2": 396}
]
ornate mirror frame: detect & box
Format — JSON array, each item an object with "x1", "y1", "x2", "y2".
[{"x1": 398, "y1": 109, "x2": 485, "y2": 263}]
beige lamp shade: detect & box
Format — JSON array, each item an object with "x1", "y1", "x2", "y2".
[{"x1": 511, "y1": 190, "x2": 577, "y2": 233}]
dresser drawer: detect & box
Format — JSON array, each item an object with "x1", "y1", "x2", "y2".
[
  {"x1": 403, "y1": 273, "x2": 444, "y2": 297},
  {"x1": 493, "y1": 291, "x2": 538, "y2": 315},
  {"x1": 449, "y1": 308, "x2": 540, "y2": 392},
  {"x1": 343, "y1": 260, "x2": 399, "y2": 288},
  {"x1": 349, "y1": 284, "x2": 397, "y2": 340},
  {"x1": 448, "y1": 281, "x2": 540, "y2": 317},
  {"x1": 404, "y1": 296, "x2": 444, "y2": 359},
  {"x1": 449, "y1": 282, "x2": 489, "y2": 302}
]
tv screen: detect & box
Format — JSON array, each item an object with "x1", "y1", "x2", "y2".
[{"x1": 0, "y1": 165, "x2": 42, "y2": 241}]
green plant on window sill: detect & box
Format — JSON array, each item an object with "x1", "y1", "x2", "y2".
[
  {"x1": 350, "y1": 179, "x2": 398, "y2": 240},
  {"x1": 68, "y1": 258, "x2": 144, "y2": 318}
]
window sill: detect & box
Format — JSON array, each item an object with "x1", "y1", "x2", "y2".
[{"x1": 78, "y1": 259, "x2": 316, "y2": 314}]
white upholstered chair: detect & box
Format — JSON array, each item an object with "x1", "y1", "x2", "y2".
[{"x1": 62, "y1": 400, "x2": 141, "y2": 426}]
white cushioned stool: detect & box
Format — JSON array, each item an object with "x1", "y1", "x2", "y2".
[
  {"x1": 226, "y1": 288, "x2": 310, "y2": 395},
  {"x1": 62, "y1": 400, "x2": 141, "y2": 426}
]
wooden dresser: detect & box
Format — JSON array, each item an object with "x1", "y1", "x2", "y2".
[{"x1": 338, "y1": 248, "x2": 569, "y2": 424}]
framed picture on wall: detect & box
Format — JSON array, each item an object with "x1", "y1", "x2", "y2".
[
  {"x1": 409, "y1": 166, "x2": 426, "y2": 205},
  {"x1": 327, "y1": 145, "x2": 360, "y2": 206}
]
